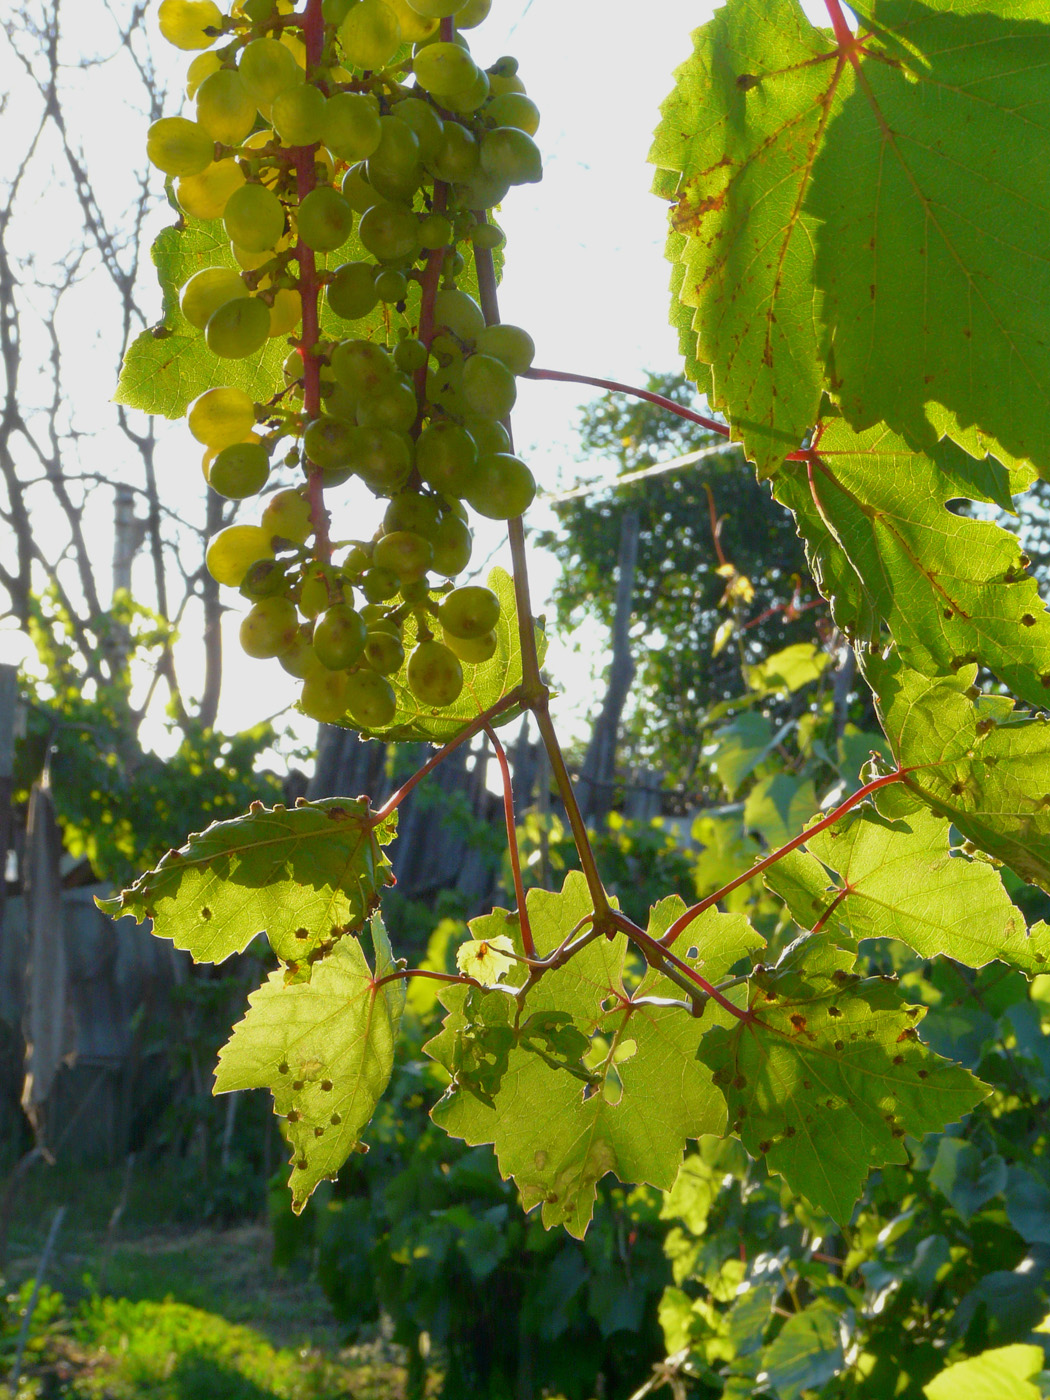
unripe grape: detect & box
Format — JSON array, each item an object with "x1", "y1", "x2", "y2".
[
  {"x1": 418, "y1": 213, "x2": 452, "y2": 250},
  {"x1": 373, "y1": 269, "x2": 407, "y2": 305},
  {"x1": 369, "y1": 116, "x2": 420, "y2": 180},
  {"x1": 181, "y1": 267, "x2": 248, "y2": 330},
  {"x1": 400, "y1": 578, "x2": 429, "y2": 604},
  {"x1": 393, "y1": 337, "x2": 427, "y2": 373},
  {"x1": 321, "y1": 92, "x2": 382, "y2": 161},
  {"x1": 327, "y1": 262, "x2": 380, "y2": 320},
  {"x1": 383, "y1": 0, "x2": 437, "y2": 42},
  {"x1": 415, "y1": 421, "x2": 476, "y2": 495},
  {"x1": 241, "y1": 558, "x2": 290, "y2": 600},
  {"x1": 147, "y1": 117, "x2": 215, "y2": 176},
  {"x1": 353, "y1": 428, "x2": 413, "y2": 493},
  {"x1": 442, "y1": 626, "x2": 496, "y2": 663},
  {"x1": 462, "y1": 354, "x2": 517, "y2": 420},
  {"x1": 438, "y1": 584, "x2": 499, "y2": 639},
  {"x1": 301, "y1": 668, "x2": 351, "y2": 724},
  {"x1": 304, "y1": 415, "x2": 356, "y2": 473},
  {"x1": 362, "y1": 567, "x2": 400, "y2": 603},
  {"x1": 485, "y1": 92, "x2": 540, "y2": 135},
  {"x1": 463, "y1": 416, "x2": 510, "y2": 456},
  {"x1": 298, "y1": 187, "x2": 354, "y2": 252},
  {"x1": 241, "y1": 0, "x2": 277, "y2": 21},
  {"x1": 434, "y1": 288, "x2": 485, "y2": 343},
  {"x1": 363, "y1": 627, "x2": 404, "y2": 675},
  {"x1": 280, "y1": 628, "x2": 324, "y2": 680},
  {"x1": 238, "y1": 37, "x2": 301, "y2": 107},
  {"x1": 470, "y1": 220, "x2": 504, "y2": 251},
  {"x1": 453, "y1": 168, "x2": 510, "y2": 213},
  {"x1": 374, "y1": 530, "x2": 433, "y2": 581},
  {"x1": 196, "y1": 69, "x2": 256, "y2": 145},
  {"x1": 405, "y1": 0, "x2": 466, "y2": 16},
  {"x1": 186, "y1": 51, "x2": 221, "y2": 99},
  {"x1": 339, "y1": 0, "x2": 402, "y2": 70},
  {"x1": 412, "y1": 42, "x2": 478, "y2": 99},
  {"x1": 158, "y1": 0, "x2": 223, "y2": 50},
  {"x1": 206, "y1": 296, "x2": 270, "y2": 358},
  {"x1": 188, "y1": 386, "x2": 256, "y2": 447},
  {"x1": 455, "y1": 0, "x2": 490, "y2": 27},
  {"x1": 481, "y1": 127, "x2": 542, "y2": 185},
  {"x1": 429, "y1": 513, "x2": 472, "y2": 577},
  {"x1": 345, "y1": 669, "x2": 397, "y2": 727},
  {"x1": 313, "y1": 604, "x2": 368, "y2": 669},
  {"x1": 384, "y1": 491, "x2": 442, "y2": 537},
  {"x1": 267, "y1": 287, "x2": 302, "y2": 337},
  {"x1": 407, "y1": 640, "x2": 463, "y2": 706},
  {"x1": 330, "y1": 339, "x2": 394, "y2": 399},
  {"x1": 476, "y1": 323, "x2": 535, "y2": 375},
  {"x1": 426, "y1": 123, "x2": 478, "y2": 183},
  {"x1": 261, "y1": 489, "x2": 313, "y2": 544},
  {"x1": 356, "y1": 377, "x2": 418, "y2": 432},
  {"x1": 443, "y1": 67, "x2": 489, "y2": 116},
  {"x1": 206, "y1": 524, "x2": 274, "y2": 586},
  {"x1": 176, "y1": 158, "x2": 245, "y2": 220},
  {"x1": 391, "y1": 97, "x2": 444, "y2": 161},
  {"x1": 340, "y1": 162, "x2": 381, "y2": 214},
  {"x1": 209, "y1": 439, "x2": 270, "y2": 497},
  {"x1": 224, "y1": 183, "x2": 285, "y2": 252},
  {"x1": 240, "y1": 596, "x2": 298, "y2": 658},
  {"x1": 271, "y1": 84, "x2": 327, "y2": 146},
  {"x1": 465, "y1": 452, "x2": 536, "y2": 519},
  {"x1": 358, "y1": 203, "x2": 421, "y2": 262},
  {"x1": 321, "y1": 0, "x2": 356, "y2": 22},
  {"x1": 487, "y1": 63, "x2": 526, "y2": 97}
]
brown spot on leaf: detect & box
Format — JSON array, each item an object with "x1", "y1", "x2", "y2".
[
  {"x1": 828, "y1": 1006, "x2": 842, "y2": 1018},
  {"x1": 892, "y1": 1055, "x2": 904, "y2": 1066},
  {"x1": 1022, "y1": 614, "x2": 1037, "y2": 627},
  {"x1": 758, "y1": 1140, "x2": 772, "y2": 1154},
  {"x1": 330, "y1": 1112, "x2": 341, "y2": 1125},
  {"x1": 200, "y1": 907, "x2": 212, "y2": 920},
  {"x1": 834, "y1": 1040, "x2": 844, "y2": 1052},
  {"x1": 320, "y1": 1080, "x2": 333, "y2": 1092},
  {"x1": 736, "y1": 72, "x2": 760, "y2": 90},
  {"x1": 790, "y1": 1014, "x2": 807, "y2": 1034}
]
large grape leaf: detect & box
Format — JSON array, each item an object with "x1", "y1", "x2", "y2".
[
  {"x1": 98, "y1": 798, "x2": 397, "y2": 965},
  {"x1": 214, "y1": 919, "x2": 403, "y2": 1211},
  {"x1": 775, "y1": 417, "x2": 1050, "y2": 706},
  {"x1": 649, "y1": 0, "x2": 840, "y2": 474},
  {"x1": 699, "y1": 935, "x2": 986, "y2": 1220},
  {"x1": 869, "y1": 655, "x2": 1050, "y2": 897},
  {"x1": 765, "y1": 800, "x2": 1049, "y2": 974},
  {"x1": 427, "y1": 874, "x2": 730, "y2": 1238},
  {"x1": 322, "y1": 567, "x2": 546, "y2": 742}
]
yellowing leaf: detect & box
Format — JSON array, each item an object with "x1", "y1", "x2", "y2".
[{"x1": 456, "y1": 934, "x2": 515, "y2": 986}]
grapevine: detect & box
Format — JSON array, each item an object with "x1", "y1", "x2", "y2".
[{"x1": 106, "y1": 0, "x2": 1050, "y2": 1289}]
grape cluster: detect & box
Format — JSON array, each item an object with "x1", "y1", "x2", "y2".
[{"x1": 149, "y1": 0, "x2": 541, "y2": 726}]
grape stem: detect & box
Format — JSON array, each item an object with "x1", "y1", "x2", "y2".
[
  {"x1": 412, "y1": 181, "x2": 448, "y2": 428},
  {"x1": 485, "y1": 723, "x2": 536, "y2": 958},
  {"x1": 523, "y1": 367, "x2": 731, "y2": 438},
  {"x1": 608, "y1": 910, "x2": 753, "y2": 1023}
]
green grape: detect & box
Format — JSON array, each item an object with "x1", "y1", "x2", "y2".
[
  {"x1": 241, "y1": 558, "x2": 290, "y2": 599},
  {"x1": 353, "y1": 427, "x2": 413, "y2": 493},
  {"x1": 370, "y1": 116, "x2": 420, "y2": 178},
  {"x1": 476, "y1": 322, "x2": 535, "y2": 375},
  {"x1": 339, "y1": 0, "x2": 402, "y2": 70},
  {"x1": 206, "y1": 524, "x2": 274, "y2": 586},
  {"x1": 434, "y1": 288, "x2": 485, "y2": 343},
  {"x1": 223, "y1": 183, "x2": 285, "y2": 252},
  {"x1": 241, "y1": 0, "x2": 276, "y2": 21},
  {"x1": 176, "y1": 158, "x2": 245, "y2": 220},
  {"x1": 195, "y1": 69, "x2": 256, "y2": 145},
  {"x1": 487, "y1": 62, "x2": 526, "y2": 97},
  {"x1": 321, "y1": 0, "x2": 356, "y2": 22},
  {"x1": 404, "y1": 0, "x2": 465, "y2": 16},
  {"x1": 180, "y1": 267, "x2": 247, "y2": 330},
  {"x1": 321, "y1": 92, "x2": 382, "y2": 160},
  {"x1": 407, "y1": 639, "x2": 463, "y2": 706},
  {"x1": 453, "y1": 168, "x2": 510, "y2": 212},
  {"x1": 462, "y1": 416, "x2": 510, "y2": 456},
  {"x1": 313, "y1": 604, "x2": 367, "y2": 669},
  {"x1": 462, "y1": 353, "x2": 516, "y2": 419},
  {"x1": 304, "y1": 415, "x2": 356, "y2": 472},
  {"x1": 481, "y1": 126, "x2": 542, "y2": 185},
  {"x1": 329, "y1": 338, "x2": 394, "y2": 398},
  {"x1": 261, "y1": 488, "x2": 313, "y2": 544},
  {"x1": 298, "y1": 187, "x2": 354, "y2": 252},
  {"x1": 373, "y1": 268, "x2": 408, "y2": 304},
  {"x1": 240, "y1": 596, "x2": 298, "y2": 658},
  {"x1": 279, "y1": 629, "x2": 323, "y2": 680},
  {"x1": 356, "y1": 376, "x2": 418, "y2": 431},
  {"x1": 443, "y1": 67, "x2": 489, "y2": 116},
  {"x1": 358, "y1": 203, "x2": 421, "y2": 262},
  {"x1": 391, "y1": 97, "x2": 444, "y2": 161},
  {"x1": 299, "y1": 564, "x2": 337, "y2": 618},
  {"x1": 363, "y1": 627, "x2": 404, "y2": 675},
  {"x1": 418, "y1": 212, "x2": 452, "y2": 250},
  {"x1": 455, "y1": 0, "x2": 490, "y2": 26},
  {"x1": 442, "y1": 625, "x2": 496, "y2": 663},
  {"x1": 341, "y1": 544, "x2": 372, "y2": 576},
  {"x1": 485, "y1": 92, "x2": 540, "y2": 135},
  {"x1": 362, "y1": 566, "x2": 400, "y2": 602},
  {"x1": 327, "y1": 262, "x2": 380, "y2": 320},
  {"x1": 186, "y1": 51, "x2": 221, "y2": 99},
  {"x1": 415, "y1": 422, "x2": 476, "y2": 495},
  {"x1": 429, "y1": 513, "x2": 471, "y2": 576},
  {"x1": 393, "y1": 337, "x2": 427, "y2": 373},
  {"x1": 188, "y1": 386, "x2": 255, "y2": 447},
  {"x1": 205, "y1": 296, "x2": 271, "y2": 358},
  {"x1": 283, "y1": 350, "x2": 305, "y2": 386},
  {"x1": 300, "y1": 668, "x2": 351, "y2": 723},
  {"x1": 360, "y1": 603, "x2": 392, "y2": 624},
  {"x1": 384, "y1": 0, "x2": 437, "y2": 42},
  {"x1": 146, "y1": 117, "x2": 215, "y2": 176},
  {"x1": 238, "y1": 37, "x2": 301, "y2": 107},
  {"x1": 345, "y1": 669, "x2": 396, "y2": 727},
  {"x1": 271, "y1": 83, "x2": 327, "y2": 146},
  {"x1": 209, "y1": 440, "x2": 270, "y2": 498},
  {"x1": 383, "y1": 490, "x2": 442, "y2": 537},
  {"x1": 320, "y1": 378, "x2": 358, "y2": 420},
  {"x1": 470, "y1": 220, "x2": 504, "y2": 250},
  {"x1": 426, "y1": 123, "x2": 479, "y2": 184},
  {"x1": 267, "y1": 287, "x2": 302, "y2": 338},
  {"x1": 400, "y1": 577, "x2": 429, "y2": 603},
  {"x1": 340, "y1": 162, "x2": 382, "y2": 214},
  {"x1": 158, "y1": 0, "x2": 223, "y2": 50},
  {"x1": 412, "y1": 41, "x2": 478, "y2": 99},
  {"x1": 464, "y1": 451, "x2": 536, "y2": 519},
  {"x1": 438, "y1": 584, "x2": 499, "y2": 638},
  {"x1": 373, "y1": 530, "x2": 433, "y2": 581}
]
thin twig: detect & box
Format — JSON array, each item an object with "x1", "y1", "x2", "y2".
[{"x1": 486, "y1": 723, "x2": 535, "y2": 957}]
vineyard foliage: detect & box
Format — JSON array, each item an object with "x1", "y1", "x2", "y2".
[{"x1": 102, "y1": 0, "x2": 1050, "y2": 1388}]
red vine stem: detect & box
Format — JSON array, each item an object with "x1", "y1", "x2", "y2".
[
  {"x1": 486, "y1": 723, "x2": 536, "y2": 957},
  {"x1": 412, "y1": 182, "x2": 448, "y2": 422},
  {"x1": 608, "y1": 911, "x2": 753, "y2": 1024},
  {"x1": 373, "y1": 967, "x2": 481, "y2": 993},
  {"x1": 823, "y1": 0, "x2": 866, "y2": 73},
  {"x1": 524, "y1": 367, "x2": 730, "y2": 438},
  {"x1": 370, "y1": 688, "x2": 523, "y2": 824},
  {"x1": 811, "y1": 886, "x2": 850, "y2": 934},
  {"x1": 660, "y1": 768, "x2": 910, "y2": 948}
]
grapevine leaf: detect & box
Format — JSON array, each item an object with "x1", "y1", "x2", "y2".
[
  {"x1": 775, "y1": 417, "x2": 1050, "y2": 707},
  {"x1": 699, "y1": 937, "x2": 986, "y2": 1221},
  {"x1": 428, "y1": 874, "x2": 730, "y2": 1238},
  {"x1": 213, "y1": 922, "x2": 402, "y2": 1211},
  {"x1": 811, "y1": 0, "x2": 1050, "y2": 473},
  {"x1": 928, "y1": 1137, "x2": 1006, "y2": 1223},
  {"x1": 744, "y1": 774, "x2": 818, "y2": 849},
  {"x1": 869, "y1": 655, "x2": 1050, "y2": 898},
  {"x1": 315, "y1": 567, "x2": 545, "y2": 742},
  {"x1": 923, "y1": 1345, "x2": 1046, "y2": 1400},
  {"x1": 98, "y1": 798, "x2": 397, "y2": 965},
  {"x1": 456, "y1": 934, "x2": 515, "y2": 986},
  {"x1": 638, "y1": 896, "x2": 765, "y2": 1000},
  {"x1": 649, "y1": 0, "x2": 840, "y2": 474},
  {"x1": 766, "y1": 801, "x2": 1047, "y2": 974},
  {"x1": 707, "y1": 711, "x2": 780, "y2": 796},
  {"x1": 760, "y1": 1299, "x2": 846, "y2": 1400}
]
